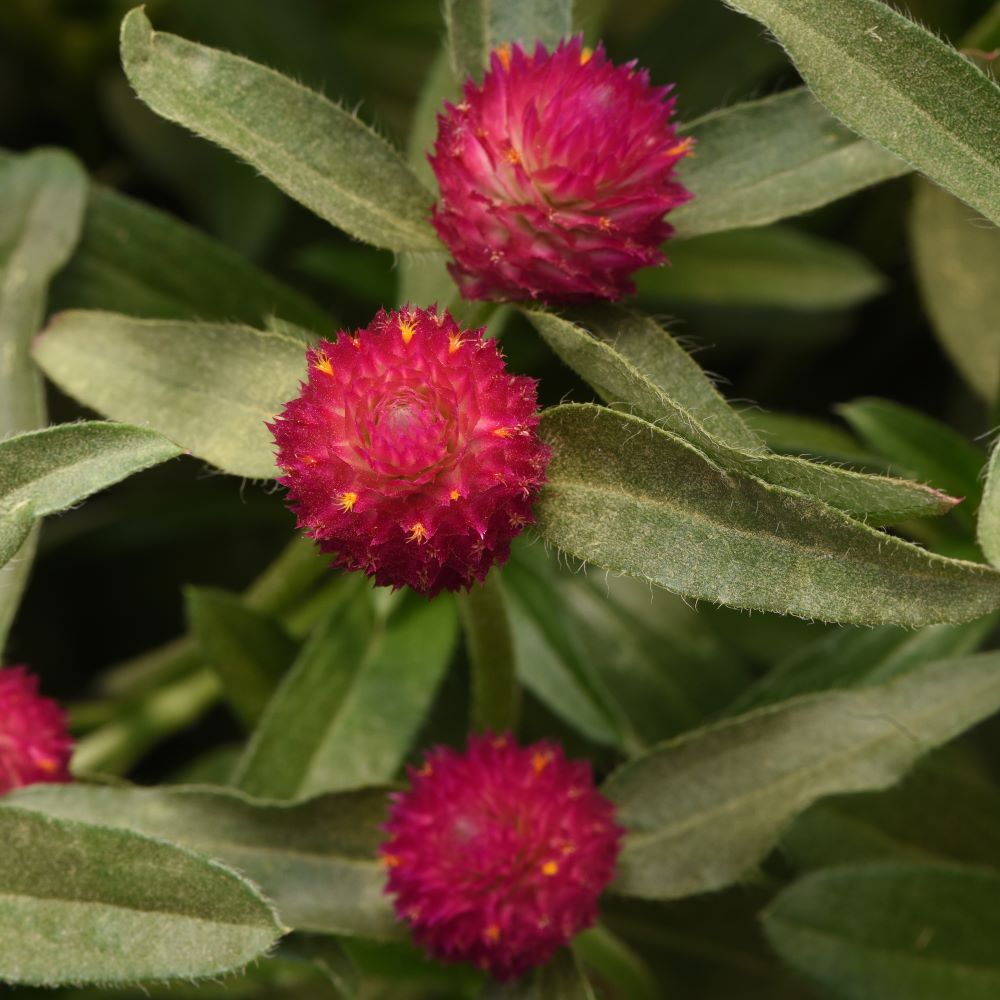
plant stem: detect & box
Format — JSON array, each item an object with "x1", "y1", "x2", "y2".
[{"x1": 458, "y1": 570, "x2": 520, "y2": 735}]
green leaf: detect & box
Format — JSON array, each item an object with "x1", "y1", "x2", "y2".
[
  {"x1": 910, "y1": 178, "x2": 1000, "y2": 402},
  {"x1": 0, "y1": 149, "x2": 87, "y2": 647},
  {"x1": 489, "y1": 1, "x2": 573, "y2": 54},
  {"x1": 235, "y1": 590, "x2": 458, "y2": 800},
  {"x1": 528, "y1": 310, "x2": 957, "y2": 524},
  {"x1": 742, "y1": 410, "x2": 878, "y2": 467},
  {"x1": 783, "y1": 748, "x2": 1000, "y2": 872},
  {"x1": 637, "y1": 226, "x2": 886, "y2": 310},
  {"x1": 51, "y1": 181, "x2": 330, "y2": 330},
  {"x1": 186, "y1": 586, "x2": 298, "y2": 728},
  {"x1": 573, "y1": 926, "x2": 658, "y2": 1000},
  {"x1": 458, "y1": 572, "x2": 520, "y2": 734},
  {"x1": 723, "y1": 0, "x2": 1000, "y2": 226},
  {"x1": 279, "y1": 934, "x2": 359, "y2": 998},
  {"x1": 838, "y1": 397, "x2": 986, "y2": 506},
  {"x1": 0, "y1": 422, "x2": 181, "y2": 568},
  {"x1": 444, "y1": 1, "x2": 489, "y2": 82},
  {"x1": 979, "y1": 439, "x2": 1000, "y2": 569},
  {"x1": 603, "y1": 651, "x2": 1000, "y2": 900},
  {"x1": 33, "y1": 311, "x2": 306, "y2": 480},
  {"x1": 728, "y1": 616, "x2": 994, "y2": 714},
  {"x1": 120, "y1": 8, "x2": 439, "y2": 252},
  {"x1": 6, "y1": 784, "x2": 397, "y2": 941},
  {"x1": 672, "y1": 88, "x2": 909, "y2": 239},
  {"x1": 0, "y1": 805, "x2": 282, "y2": 985},
  {"x1": 763, "y1": 863, "x2": 1000, "y2": 1000},
  {"x1": 536, "y1": 404, "x2": 1000, "y2": 626}
]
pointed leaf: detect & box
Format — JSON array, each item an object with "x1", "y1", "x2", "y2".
[
  {"x1": 763, "y1": 864, "x2": 1000, "y2": 1000},
  {"x1": 604, "y1": 652, "x2": 1000, "y2": 899},
  {"x1": 910, "y1": 178, "x2": 1000, "y2": 402},
  {"x1": 979, "y1": 439, "x2": 1000, "y2": 569},
  {"x1": 723, "y1": 0, "x2": 1000, "y2": 225},
  {"x1": 672, "y1": 88, "x2": 909, "y2": 239},
  {"x1": 6, "y1": 784, "x2": 396, "y2": 940},
  {"x1": 120, "y1": 8, "x2": 438, "y2": 252},
  {"x1": 0, "y1": 422, "x2": 181, "y2": 569},
  {"x1": 236, "y1": 591, "x2": 458, "y2": 800},
  {"x1": 528, "y1": 311, "x2": 957, "y2": 524},
  {"x1": 0, "y1": 805, "x2": 282, "y2": 985},
  {"x1": 33, "y1": 311, "x2": 306, "y2": 480},
  {"x1": 537, "y1": 404, "x2": 1000, "y2": 626}
]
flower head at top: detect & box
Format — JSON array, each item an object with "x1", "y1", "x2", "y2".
[
  {"x1": 0, "y1": 665, "x2": 73, "y2": 794},
  {"x1": 381, "y1": 734, "x2": 624, "y2": 980},
  {"x1": 269, "y1": 307, "x2": 549, "y2": 597},
  {"x1": 430, "y1": 35, "x2": 693, "y2": 304}
]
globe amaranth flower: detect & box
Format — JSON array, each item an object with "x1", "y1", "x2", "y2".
[
  {"x1": 381, "y1": 734, "x2": 624, "y2": 980},
  {"x1": 430, "y1": 35, "x2": 694, "y2": 303},
  {"x1": 0, "y1": 665, "x2": 73, "y2": 793},
  {"x1": 269, "y1": 307, "x2": 549, "y2": 597}
]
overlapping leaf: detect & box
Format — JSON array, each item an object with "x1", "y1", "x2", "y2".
[
  {"x1": 120, "y1": 8, "x2": 439, "y2": 252},
  {"x1": 604, "y1": 651, "x2": 1000, "y2": 899}
]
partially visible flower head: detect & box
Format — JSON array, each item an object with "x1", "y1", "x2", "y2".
[
  {"x1": 0, "y1": 666, "x2": 73, "y2": 793},
  {"x1": 430, "y1": 35, "x2": 693, "y2": 303},
  {"x1": 269, "y1": 307, "x2": 549, "y2": 596},
  {"x1": 381, "y1": 734, "x2": 623, "y2": 980}
]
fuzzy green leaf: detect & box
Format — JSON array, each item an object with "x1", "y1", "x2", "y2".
[
  {"x1": 910, "y1": 179, "x2": 1000, "y2": 402},
  {"x1": 637, "y1": 226, "x2": 886, "y2": 310},
  {"x1": 528, "y1": 310, "x2": 957, "y2": 524},
  {"x1": 235, "y1": 591, "x2": 458, "y2": 800},
  {"x1": 979, "y1": 440, "x2": 1000, "y2": 569},
  {"x1": 0, "y1": 150, "x2": 87, "y2": 646},
  {"x1": 537, "y1": 404, "x2": 1000, "y2": 626},
  {"x1": 119, "y1": 8, "x2": 438, "y2": 251},
  {"x1": 604, "y1": 652, "x2": 1000, "y2": 900},
  {"x1": 672, "y1": 88, "x2": 909, "y2": 239},
  {"x1": 0, "y1": 805, "x2": 282, "y2": 985},
  {"x1": 52, "y1": 181, "x2": 330, "y2": 330},
  {"x1": 33, "y1": 311, "x2": 307, "y2": 480},
  {"x1": 444, "y1": 1, "x2": 489, "y2": 82},
  {"x1": 763, "y1": 863, "x2": 1000, "y2": 1000},
  {"x1": 0, "y1": 422, "x2": 181, "y2": 568},
  {"x1": 5, "y1": 784, "x2": 396, "y2": 941},
  {"x1": 186, "y1": 587, "x2": 298, "y2": 728},
  {"x1": 724, "y1": 0, "x2": 1000, "y2": 225}
]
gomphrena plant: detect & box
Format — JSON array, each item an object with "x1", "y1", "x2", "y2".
[{"x1": 1, "y1": 0, "x2": 1000, "y2": 996}]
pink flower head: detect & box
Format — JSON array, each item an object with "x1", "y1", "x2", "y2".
[
  {"x1": 0, "y1": 665, "x2": 73, "y2": 793},
  {"x1": 430, "y1": 35, "x2": 693, "y2": 303},
  {"x1": 381, "y1": 734, "x2": 624, "y2": 980},
  {"x1": 269, "y1": 307, "x2": 549, "y2": 597}
]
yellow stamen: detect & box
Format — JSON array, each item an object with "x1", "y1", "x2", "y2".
[
  {"x1": 666, "y1": 137, "x2": 694, "y2": 158},
  {"x1": 598, "y1": 216, "x2": 613, "y2": 231},
  {"x1": 532, "y1": 751, "x2": 552, "y2": 774},
  {"x1": 407, "y1": 522, "x2": 428, "y2": 544},
  {"x1": 448, "y1": 333, "x2": 466, "y2": 353},
  {"x1": 398, "y1": 315, "x2": 418, "y2": 344},
  {"x1": 36, "y1": 757, "x2": 58, "y2": 774},
  {"x1": 484, "y1": 924, "x2": 501, "y2": 942},
  {"x1": 541, "y1": 860, "x2": 559, "y2": 877},
  {"x1": 418, "y1": 761, "x2": 433, "y2": 777},
  {"x1": 496, "y1": 44, "x2": 511, "y2": 70},
  {"x1": 580, "y1": 46, "x2": 593, "y2": 64},
  {"x1": 506, "y1": 146, "x2": 521, "y2": 165},
  {"x1": 313, "y1": 351, "x2": 334, "y2": 376},
  {"x1": 450, "y1": 489, "x2": 461, "y2": 502},
  {"x1": 300, "y1": 454, "x2": 318, "y2": 466},
  {"x1": 337, "y1": 491, "x2": 358, "y2": 513},
  {"x1": 382, "y1": 853, "x2": 400, "y2": 868},
  {"x1": 493, "y1": 426, "x2": 513, "y2": 438}
]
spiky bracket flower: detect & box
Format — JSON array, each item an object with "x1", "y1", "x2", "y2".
[
  {"x1": 430, "y1": 35, "x2": 694, "y2": 303},
  {"x1": 381, "y1": 734, "x2": 624, "y2": 980},
  {"x1": 0, "y1": 665, "x2": 73, "y2": 793},
  {"x1": 270, "y1": 307, "x2": 549, "y2": 596}
]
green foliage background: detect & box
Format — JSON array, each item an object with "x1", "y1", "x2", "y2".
[{"x1": 1, "y1": 0, "x2": 1000, "y2": 997}]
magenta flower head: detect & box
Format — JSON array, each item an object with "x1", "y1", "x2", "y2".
[
  {"x1": 269, "y1": 307, "x2": 549, "y2": 596},
  {"x1": 381, "y1": 734, "x2": 624, "y2": 980},
  {"x1": 0, "y1": 665, "x2": 73, "y2": 793},
  {"x1": 430, "y1": 35, "x2": 693, "y2": 303}
]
